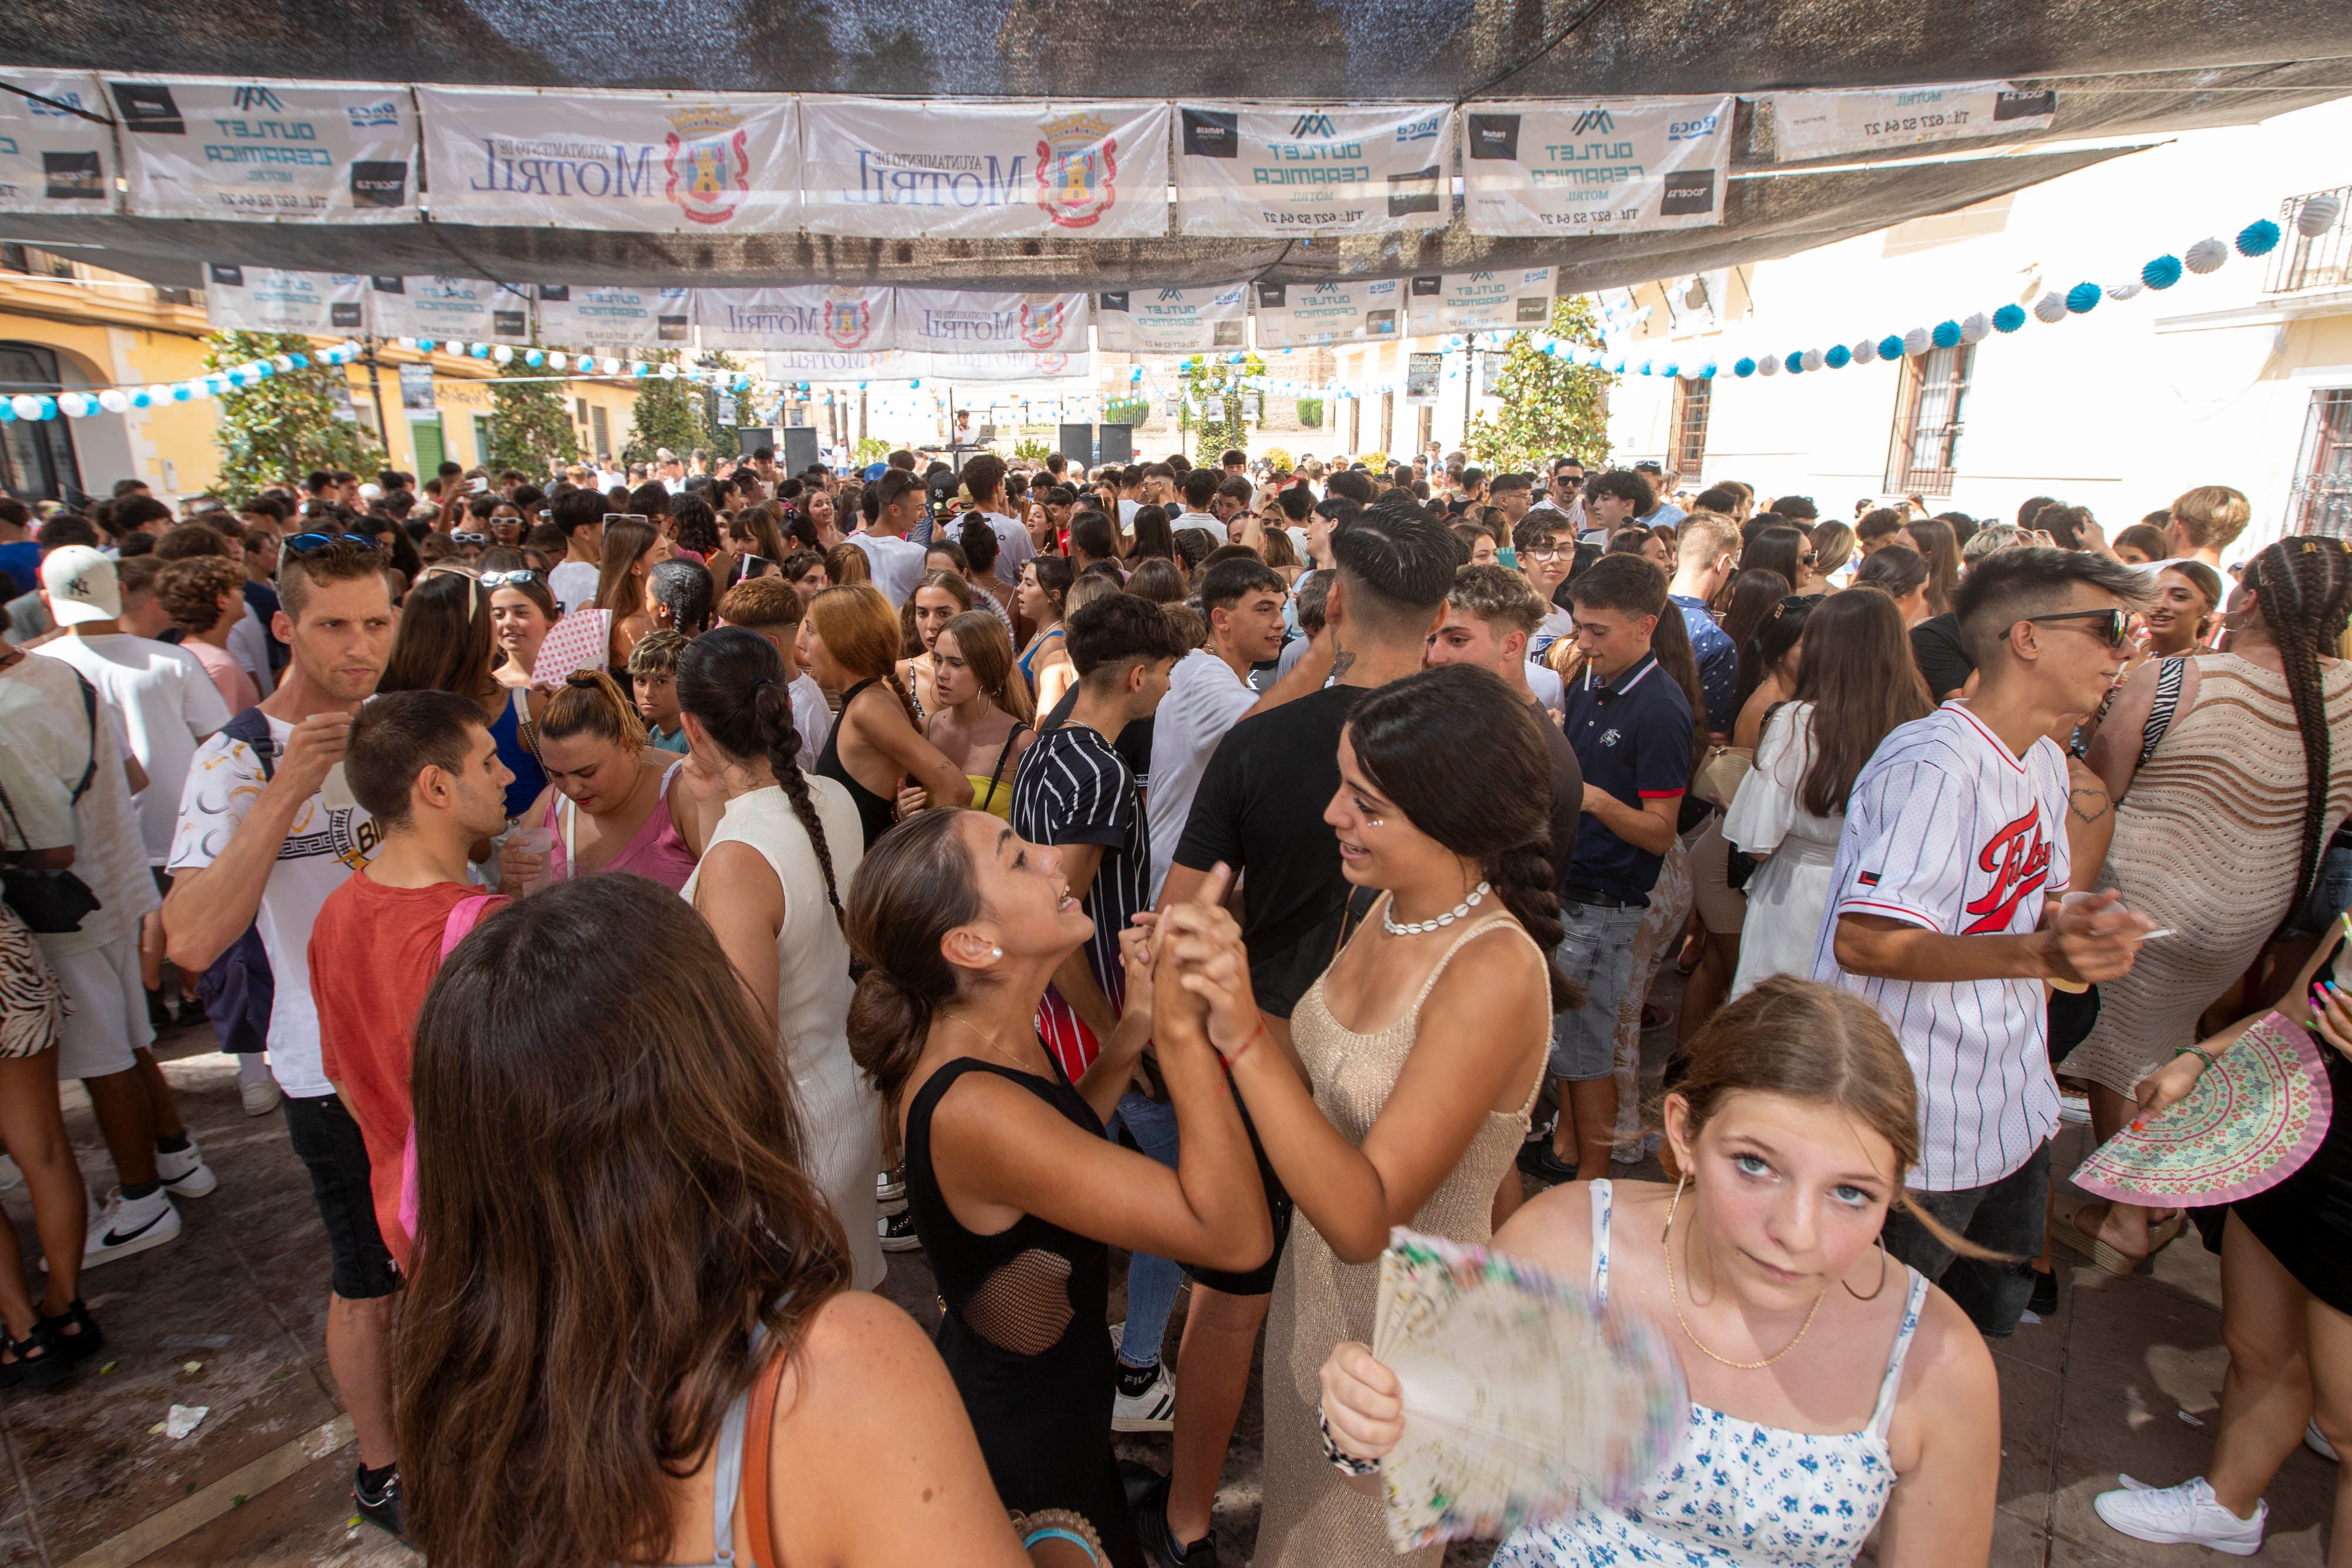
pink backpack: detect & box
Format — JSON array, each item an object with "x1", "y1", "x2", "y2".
[{"x1": 396, "y1": 894, "x2": 499, "y2": 1250}]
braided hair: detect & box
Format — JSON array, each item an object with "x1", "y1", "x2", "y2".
[
  {"x1": 2240, "y1": 537, "x2": 2352, "y2": 934},
  {"x1": 676, "y1": 627, "x2": 843, "y2": 922}
]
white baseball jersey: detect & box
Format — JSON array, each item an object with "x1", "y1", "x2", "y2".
[{"x1": 1809, "y1": 701, "x2": 2070, "y2": 1191}]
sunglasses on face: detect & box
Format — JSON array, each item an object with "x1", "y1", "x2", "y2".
[
  {"x1": 481, "y1": 570, "x2": 542, "y2": 589},
  {"x1": 1554, "y1": 475, "x2": 1582, "y2": 490},
  {"x1": 2026, "y1": 607, "x2": 2132, "y2": 647},
  {"x1": 452, "y1": 531, "x2": 487, "y2": 545},
  {"x1": 1800, "y1": 552, "x2": 1818, "y2": 566},
  {"x1": 283, "y1": 531, "x2": 379, "y2": 556}
]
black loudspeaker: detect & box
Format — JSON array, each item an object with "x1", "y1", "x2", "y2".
[
  {"x1": 736, "y1": 426, "x2": 775, "y2": 457},
  {"x1": 1097, "y1": 423, "x2": 1133, "y2": 464},
  {"x1": 780, "y1": 426, "x2": 820, "y2": 474},
  {"x1": 1058, "y1": 423, "x2": 1094, "y2": 466}
]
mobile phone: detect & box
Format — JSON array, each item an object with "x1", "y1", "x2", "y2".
[{"x1": 469, "y1": 476, "x2": 488, "y2": 493}]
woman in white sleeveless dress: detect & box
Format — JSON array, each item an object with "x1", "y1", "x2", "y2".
[{"x1": 677, "y1": 627, "x2": 886, "y2": 1290}]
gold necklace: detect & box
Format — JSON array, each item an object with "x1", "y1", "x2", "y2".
[
  {"x1": 937, "y1": 1011, "x2": 1042, "y2": 1076},
  {"x1": 1659, "y1": 1177, "x2": 1829, "y2": 1371}
]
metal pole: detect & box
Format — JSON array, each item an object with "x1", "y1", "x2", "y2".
[{"x1": 362, "y1": 336, "x2": 393, "y2": 464}]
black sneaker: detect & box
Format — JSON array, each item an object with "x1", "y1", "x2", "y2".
[
  {"x1": 1133, "y1": 1475, "x2": 1221, "y2": 1568},
  {"x1": 2027, "y1": 1266, "x2": 2059, "y2": 1318},
  {"x1": 1515, "y1": 1142, "x2": 1579, "y2": 1186},
  {"x1": 353, "y1": 1465, "x2": 403, "y2": 1538},
  {"x1": 878, "y1": 1208, "x2": 923, "y2": 1253}
]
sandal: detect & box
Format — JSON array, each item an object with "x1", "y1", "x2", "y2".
[
  {"x1": 0, "y1": 1322, "x2": 74, "y2": 1391},
  {"x1": 36, "y1": 1300, "x2": 101, "y2": 1365},
  {"x1": 2052, "y1": 1192, "x2": 2153, "y2": 1275}
]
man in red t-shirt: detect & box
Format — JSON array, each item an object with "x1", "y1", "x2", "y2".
[{"x1": 310, "y1": 690, "x2": 513, "y2": 1271}]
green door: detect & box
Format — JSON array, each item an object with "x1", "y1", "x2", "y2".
[{"x1": 410, "y1": 418, "x2": 445, "y2": 476}]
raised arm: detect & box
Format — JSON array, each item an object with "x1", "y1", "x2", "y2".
[{"x1": 162, "y1": 713, "x2": 348, "y2": 971}]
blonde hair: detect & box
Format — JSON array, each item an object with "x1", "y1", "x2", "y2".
[
  {"x1": 2170, "y1": 484, "x2": 2251, "y2": 552},
  {"x1": 807, "y1": 584, "x2": 918, "y2": 727},
  {"x1": 824, "y1": 542, "x2": 870, "y2": 587}
]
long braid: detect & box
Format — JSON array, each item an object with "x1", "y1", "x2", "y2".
[
  {"x1": 751, "y1": 677, "x2": 844, "y2": 923},
  {"x1": 2249, "y1": 539, "x2": 2352, "y2": 937},
  {"x1": 1486, "y1": 842, "x2": 1581, "y2": 1013}
]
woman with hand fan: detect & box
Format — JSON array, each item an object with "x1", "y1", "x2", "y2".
[
  {"x1": 1314, "y1": 978, "x2": 2002, "y2": 1568},
  {"x1": 2090, "y1": 915, "x2": 2352, "y2": 1559},
  {"x1": 1154, "y1": 665, "x2": 1569, "y2": 1568}
]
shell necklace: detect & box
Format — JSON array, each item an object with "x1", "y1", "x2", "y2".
[{"x1": 1382, "y1": 880, "x2": 1491, "y2": 937}]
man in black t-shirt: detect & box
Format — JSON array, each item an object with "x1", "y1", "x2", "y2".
[{"x1": 1141, "y1": 500, "x2": 1461, "y2": 1567}]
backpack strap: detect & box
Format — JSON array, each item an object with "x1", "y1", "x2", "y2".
[
  {"x1": 439, "y1": 894, "x2": 500, "y2": 961},
  {"x1": 68, "y1": 673, "x2": 98, "y2": 803},
  {"x1": 220, "y1": 706, "x2": 278, "y2": 784},
  {"x1": 975, "y1": 722, "x2": 1029, "y2": 813}
]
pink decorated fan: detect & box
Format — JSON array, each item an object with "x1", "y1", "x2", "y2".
[
  {"x1": 2073, "y1": 1012, "x2": 2333, "y2": 1206},
  {"x1": 528, "y1": 608, "x2": 611, "y2": 688}
]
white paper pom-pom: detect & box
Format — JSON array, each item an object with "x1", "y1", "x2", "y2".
[
  {"x1": 2104, "y1": 280, "x2": 2144, "y2": 302},
  {"x1": 1800, "y1": 347, "x2": 1824, "y2": 372},
  {"x1": 1902, "y1": 327, "x2": 1931, "y2": 359},
  {"x1": 1959, "y1": 312, "x2": 1991, "y2": 343},
  {"x1": 2185, "y1": 236, "x2": 2229, "y2": 275},
  {"x1": 2033, "y1": 291, "x2": 2069, "y2": 324},
  {"x1": 548, "y1": 352, "x2": 569, "y2": 371},
  {"x1": 1850, "y1": 337, "x2": 1879, "y2": 366},
  {"x1": 1758, "y1": 354, "x2": 1780, "y2": 377},
  {"x1": 2297, "y1": 193, "x2": 2342, "y2": 238}
]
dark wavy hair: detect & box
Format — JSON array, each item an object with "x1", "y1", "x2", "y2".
[
  {"x1": 1788, "y1": 586, "x2": 1932, "y2": 817},
  {"x1": 844, "y1": 808, "x2": 983, "y2": 1105},
  {"x1": 676, "y1": 627, "x2": 842, "y2": 920},
  {"x1": 1342, "y1": 665, "x2": 1576, "y2": 1011},
  {"x1": 396, "y1": 876, "x2": 851, "y2": 1568}
]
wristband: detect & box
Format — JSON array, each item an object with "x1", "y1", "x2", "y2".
[
  {"x1": 2172, "y1": 1044, "x2": 2218, "y2": 1071},
  {"x1": 1318, "y1": 1406, "x2": 1382, "y2": 1476},
  {"x1": 1011, "y1": 1509, "x2": 1104, "y2": 1563},
  {"x1": 1022, "y1": 1529, "x2": 1101, "y2": 1562},
  {"x1": 1219, "y1": 1020, "x2": 1267, "y2": 1069}
]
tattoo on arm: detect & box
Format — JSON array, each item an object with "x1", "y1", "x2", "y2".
[{"x1": 2069, "y1": 786, "x2": 2112, "y2": 825}]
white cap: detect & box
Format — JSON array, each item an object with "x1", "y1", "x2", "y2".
[
  {"x1": 358, "y1": 482, "x2": 383, "y2": 501},
  {"x1": 41, "y1": 545, "x2": 121, "y2": 625}
]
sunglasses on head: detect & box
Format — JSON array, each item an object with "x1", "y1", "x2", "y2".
[
  {"x1": 283, "y1": 531, "x2": 379, "y2": 556},
  {"x1": 2026, "y1": 607, "x2": 2132, "y2": 647},
  {"x1": 480, "y1": 569, "x2": 542, "y2": 589}
]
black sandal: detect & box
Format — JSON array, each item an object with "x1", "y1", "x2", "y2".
[
  {"x1": 36, "y1": 1300, "x2": 101, "y2": 1365},
  {"x1": 0, "y1": 1322, "x2": 73, "y2": 1391}
]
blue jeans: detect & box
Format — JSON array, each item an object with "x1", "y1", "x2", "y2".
[
  {"x1": 1109, "y1": 1090, "x2": 1183, "y2": 1368},
  {"x1": 1549, "y1": 899, "x2": 1649, "y2": 1081}
]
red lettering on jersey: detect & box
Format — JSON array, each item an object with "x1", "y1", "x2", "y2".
[{"x1": 1961, "y1": 808, "x2": 2051, "y2": 934}]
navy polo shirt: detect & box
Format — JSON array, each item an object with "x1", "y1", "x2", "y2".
[
  {"x1": 1560, "y1": 650, "x2": 1694, "y2": 905},
  {"x1": 1668, "y1": 594, "x2": 1738, "y2": 735}
]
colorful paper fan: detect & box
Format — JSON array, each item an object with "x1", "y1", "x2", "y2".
[
  {"x1": 1371, "y1": 1227, "x2": 1688, "y2": 1552},
  {"x1": 528, "y1": 607, "x2": 612, "y2": 688},
  {"x1": 2073, "y1": 1012, "x2": 2333, "y2": 1206}
]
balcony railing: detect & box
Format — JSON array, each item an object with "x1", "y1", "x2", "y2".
[{"x1": 2266, "y1": 187, "x2": 2352, "y2": 295}]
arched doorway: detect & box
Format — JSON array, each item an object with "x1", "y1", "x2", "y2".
[{"x1": 0, "y1": 342, "x2": 86, "y2": 504}]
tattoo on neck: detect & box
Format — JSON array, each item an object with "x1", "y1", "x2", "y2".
[{"x1": 1328, "y1": 633, "x2": 1356, "y2": 684}]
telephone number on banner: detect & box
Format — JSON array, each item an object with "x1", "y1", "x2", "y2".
[
  {"x1": 1259, "y1": 209, "x2": 1368, "y2": 227},
  {"x1": 1538, "y1": 208, "x2": 1646, "y2": 227},
  {"x1": 1862, "y1": 113, "x2": 1970, "y2": 136}
]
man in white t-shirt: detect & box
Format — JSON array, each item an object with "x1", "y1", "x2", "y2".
[
  {"x1": 35, "y1": 547, "x2": 231, "y2": 866},
  {"x1": 161, "y1": 539, "x2": 406, "y2": 1523},
  {"x1": 1812, "y1": 546, "x2": 2152, "y2": 1339},
  {"x1": 959, "y1": 452, "x2": 1035, "y2": 589},
  {"x1": 850, "y1": 470, "x2": 931, "y2": 608},
  {"x1": 546, "y1": 489, "x2": 610, "y2": 616}
]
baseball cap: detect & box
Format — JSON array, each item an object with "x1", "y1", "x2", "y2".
[
  {"x1": 1632, "y1": 460, "x2": 1665, "y2": 476},
  {"x1": 41, "y1": 544, "x2": 121, "y2": 625}
]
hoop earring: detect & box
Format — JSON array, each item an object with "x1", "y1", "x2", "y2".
[
  {"x1": 1844, "y1": 1236, "x2": 1891, "y2": 1302},
  {"x1": 1659, "y1": 1171, "x2": 1687, "y2": 1248}
]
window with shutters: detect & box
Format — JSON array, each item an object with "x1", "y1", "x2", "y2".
[
  {"x1": 2290, "y1": 389, "x2": 2352, "y2": 540},
  {"x1": 1884, "y1": 345, "x2": 1973, "y2": 496},
  {"x1": 1666, "y1": 377, "x2": 1710, "y2": 485}
]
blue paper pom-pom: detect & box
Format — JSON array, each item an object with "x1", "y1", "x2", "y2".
[
  {"x1": 1699, "y1": 361, "x2": 1718, "y2": 378},
  {"x1": 2142, "y1": 254, "x2": 2183, "y2": 290},
  {"x1": 289, "y1": 354, "x2": 309, "y2": 369},
  {"x1": 1932, "y1": 320, "x2": 1962, "y2": 349},
  {"x1": 1876, "y1": 334, "x2": 1905, "y2": 362},
  {"x1": 1783, "y1": 352, "x2": 1805, "y2": 375},
  {"x1": 2066, "y1": 282, "x2": 2101, "y2": 314},
  {"x1": 1992, "y1": 304, "x2": 2026, "y2": 333},
  {"x1": 1733, "y1": 357, "x2": 1756, "y2": 378},
  {"x1": 2236, "y1": 219, "x2": 2281, "y2": 258},
  {"x1": 1825, "y1": 344, "x2": 1852, "y2": 369}
]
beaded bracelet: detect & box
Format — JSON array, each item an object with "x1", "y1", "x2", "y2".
[
  {"x1": 2171, "y1": 1044, "x2": 2219, "y2": 1071},
  {"x1": 1011, "y1": 1509, "x2": 1105, "y2": 1563},
  {"x1": 1318, "y1": 1406, "x2": 1382, "y2": 1477}
]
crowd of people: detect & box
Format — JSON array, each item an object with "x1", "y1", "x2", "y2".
[{"x1": 0, "y1": 439, "x2": 2347, "y2": 1568}]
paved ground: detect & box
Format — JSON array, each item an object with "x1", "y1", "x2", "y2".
[{"x1": 0, "y1": 995, "x2": 2338, "y2": 1567}]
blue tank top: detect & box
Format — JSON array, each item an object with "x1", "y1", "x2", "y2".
[{"x1": 489, "y1": 688, "x2": 548, "y2": 820}]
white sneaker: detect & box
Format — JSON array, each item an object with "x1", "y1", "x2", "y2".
[
  {"x1": 1113, "y1": 1361, "x2": 1178, "y2": 1432},
  {"x1": 2094, "y1": 1477, "x2": 2264, "y2": 1555},
  {"x1": 878, "y1": 1209, "x2": 921, "y2": 1253},
  {"x1": 240, "y1": 1078, "x2": 282, "y2": 1116},
  {"x1": 2060, "y1": 1092, "x2": 2093, "y2": 1125},
  {"x1": 0, "y1": 1155, "x2": 19, "y2": 1191},
  {"x1": 74, "y1": 1188, "x2": 183, "y2": 1269},
  {"x1": 156, "y1": 1141, "x2": 218, "y2": 1198},
  {"x1": 2310, "y1": 1420, "x2": 2339, "y2": 1462},
  {"x1": 876, "y1": 1168, "x2": 906, "y2": 1209}
]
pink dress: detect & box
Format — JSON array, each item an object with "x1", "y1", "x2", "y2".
[{"x1": 541, "y1": 758, "x2": 699, "y2": 891}]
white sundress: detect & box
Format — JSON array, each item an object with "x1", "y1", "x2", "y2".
[
  {"x1": 1722, "y1": 703, "x2": 1847, "y2": 1002},
  {"x1": 1494, "y1": 1181, "x2": 1929, "y2": 1568}
]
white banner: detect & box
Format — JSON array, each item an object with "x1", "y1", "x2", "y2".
[
  {"x1": 1251, "y1": 279, "x2": 1406, "y2": 348},
  {"x1": 1094, "y1": 285, "x2": 1250, "y2": 353},
  {"x1": 799, "y1": 98, "x2": 1170, "y2": 240},
  {"x1": 0, "y1": 71, "x2": 115, "y2": 213},
  {"x1": 533, "y1": 285, "x2": 691, "y2": 349},
  {"x1": 762, "y1": 349, "x2": 1093, "y2": 383},
  {"x1": 416, "y1": 86, "x2": 800, "y2": 232},
  {"x1": 1462, "y1": 97, "x2": 1732, "y2": 237},
  {"x1": 1405, "y1": 267, "x2": 1559, "y2": 335},
  {"x1": 203, "y1": 265, "x2": 368, "y2": 333},
  {"x1": 1173, "y1": 103, "x2": 1452, "y2": 238},
  {"x1": 108, "y1": 77, "x2": 415, "y2": 222},
  {"x1": 895, "y1": 290, "x2": 1091, "y2": 355},
  {"x1": 1762, "y1": 82, "x2": 2057, "y2": 161},
  {"x1": 696, "y1": 286, "x2": 896, "y2": 351},
  {"x1": 367, "y1": 275, "x2": 534, "y2": 342},
  {"x1": 927, "y1": 350, "x2": 1093, "y2": 383}
]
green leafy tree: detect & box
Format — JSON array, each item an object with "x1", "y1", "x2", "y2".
[
  {"x1": 1465, "y1": 295, "x2": 1615, "y2": 477},
  {"x1": 1101, "y1": 396, "x2": 1150, "y2": 428},
  {"x1": 854, "y1": 436, "x2": 891, "y2": 466},
  {"x1": 1182, "y1": 354, "x2": 1264, "y2": 459},
  {"x1": 620, "y1": 351, "x2": 711, "y2": 467},
  {"x1": 487, "y1": 350, "x2": 580, "y2": 477},
  {"x1": 1011, "y1": 434, "x2": 1053, "y2": 463},
  {"x1": 203, "y1": 331, "x2": 384, "y2": 503},
  {"x1": 1295, "y1": 396, "x2": 1324, "y2": 429}
]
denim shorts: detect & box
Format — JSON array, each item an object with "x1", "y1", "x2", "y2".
[
  {"x1": 1549, "y1": 899, "x2": 1648, "y2": 1081},
  {"x1": 2284, "y1": 838, "x2": 2352, "y2": 937}
]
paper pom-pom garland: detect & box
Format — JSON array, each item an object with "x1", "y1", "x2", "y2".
[
  {"x1": 1825, "y1": 344, "x2": 1852, "y2": 368},
  {"x1": 1960, "y1": 312, "x2": 1992, "y2": 343},
  {"x1": 1851, "y1": 337, "x2": 1879, "y2": 366},
  {"x1": 2142, "y1": 254, "x2": 2183, "y2": 290},
  {"x1": 2105, "y1": 280, "x2": 2144, "y2": 302},
  {"x1": 2185, "y1": 236, "x2": 2229, "y2": 274},
  {"x1": 1900, "y1": 326, "x2": 1929, "y2": 358},
  {"x1": 2236, "y1": 220, "x2": 2281, "y2": 258},
  {"x1": 1876, "y1": 333, "x2": 1904, "y2": 362},
  {"x1": 2066, "y1": 282, "x2": 2102, "y2": 314},
  {"x1": 1783, "y1": 352, "x2": 1804, "y2": 374},
  {"x1": 2297, "y1": 193, "x2": 2341, "y2": 238},
  {"x1": 1733, "y1": 357, "x2": 1756, "y2": 377},
  {"x1": 1932, "y1": 320, "x2": 1961, "y2": 349},
  {"x1": 1800, "y1": 347, "x2": 1823, "y2": 372},
  {"x1": 1758, "y1": 355, "x2": 1780, "y2": 376},
  {"x1": 2033, "y1": 291, "x2": 2069, "y2": 324}
]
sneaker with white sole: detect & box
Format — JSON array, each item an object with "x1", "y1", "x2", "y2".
[
  {"x1": 155, "y1": 1142, "x2": 218, "y2": 1199},
  {"x1": 2094, "y1": 1476, "x2": 2264, "y2": 1555},
  {"x1": 2059, "y1": 1092, "x2": 2093, "y2": 1125},
  {"x1": 878, "y1": 1208, "x2": 921, "y2": 1253},
  {"x1": 74, "y1": 1188, "x2": 183, "y2": 1269},
  {"x1": 2310, "y1": 1420, "x2": 2338, "y2": 1462},
  {"x1": 240, "y1": 1078, "x2": 282, "y2": 1116},
  {"x1": 877, "y1": 1167, "x2": 906, "y2": 1206},
  {"x1": 1114, "y1": 1362, "x2": 1178, "y2": 1432}
]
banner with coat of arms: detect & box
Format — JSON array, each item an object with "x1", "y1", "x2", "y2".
[
  {"x1": 797, "y1": 98, "x2": 1170, "y2": 241},
  {"x1": 695, "y1": 286, "x2": 895, "y2": 351},
  {"x1": 1094, "y1": 284, "x2": 1250, "y2": 353},
  {"x1": 0, "y1": 71, "x2": 117, "y2": 214},
  {"x1": 415, "y1": 86, "x2": 799, "y2": 232},
  {"x1": 110, "y1": 76, "x2": 417, "y2": 222},
  {"x1": 533, "y1": 284, "x2": 693, "y2": 349},
  {"x1": 1172, "y1": 103, "x2": 1454, "y2": 239},
  {"x1": 895, "y1": 290, "x2": 1093, "y2": 355}
]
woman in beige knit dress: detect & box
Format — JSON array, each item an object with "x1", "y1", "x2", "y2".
[
  {"x1": 2061, "y1": 537, "x2": 2352, "y2": 1266},
  {"x1": 1154, "y1": 667, "x2": 1571, "y2": 1568}
]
